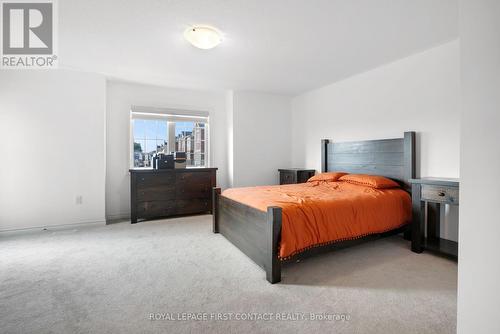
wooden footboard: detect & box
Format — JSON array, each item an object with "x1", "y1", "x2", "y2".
[{"x1": 212, "y1": 187, "x2": 282, "y2": 283}]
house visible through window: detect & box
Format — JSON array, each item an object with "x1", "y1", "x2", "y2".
[
  {"x1": 174, "y1": 122, "x2": 206, "y2": 167},
  {"x1": 131, "y1": 109, "x2": 209, "y2": 168}
]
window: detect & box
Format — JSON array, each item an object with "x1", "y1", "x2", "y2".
[
  {"x1": 131, "y1": 108, "x2": 209, "y2": 168},
  {"x1": 132, "y1": 119, "x2": 168, "y2": 168},
  {"x1": 174, "y1": 121, "x2": 207, "y2": 167}
]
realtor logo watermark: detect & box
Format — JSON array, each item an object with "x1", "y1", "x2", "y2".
[{"x1": 1, "y1": 0, "x2": 58, "y2": 68}]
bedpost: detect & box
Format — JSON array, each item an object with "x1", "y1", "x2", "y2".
[
  {"x1": 321, "y1": 139, "x2": 330, "y2": 173},
  {"x1": 403, "y1": 132, "x2": 416, "y2": 185},
  {"x1": 404, "y1": 131, "x2": 416, "y2": 240},
  {"x1": 411, "y1": 183, "x2": 424, "y2": 252},
  {"x1": 266, "y1": 206, "x2": 282, "y2": 284},
  {"x1": 212, "y1": 187, "x2": 221, "y2": 233}
]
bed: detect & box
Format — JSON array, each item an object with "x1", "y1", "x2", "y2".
[{"x1": 212, "y1": 132, "x2": 416, "y2": 283}]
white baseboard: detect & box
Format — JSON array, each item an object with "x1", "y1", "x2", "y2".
[
  {"x1": 0, "y1": 219, "x2": 106, "y2": 233},
  {"x1": 105, "y1": 212, "x2": 131, "y2": 225}
]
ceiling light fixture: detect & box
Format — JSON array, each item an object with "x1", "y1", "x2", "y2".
[{"x1": 184, "y1": 26, "x2": 222, "y2": 50}]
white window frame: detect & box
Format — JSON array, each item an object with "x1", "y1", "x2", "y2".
[{"x1": 129, "y1": 106, "x2": 210, "y2": 169}]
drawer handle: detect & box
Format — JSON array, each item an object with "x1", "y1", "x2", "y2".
[{"x1": 438, "y1": 192, "x2": 446, "y2": 197}]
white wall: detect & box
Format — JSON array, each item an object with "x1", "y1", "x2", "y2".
[
  {"x1": 105, "y1": 81, "x2": 228, "y2": 221},
  {"x1": 457, "y1": 1, "x2": 500, "y2": 333},
  {"x1": 226, "y1": 91, "x2": 235, "y2": 187},
  {"x1": 230, "y1": 91, "x2": 292, "y2": 187},
  {"x1": 0, "y1": 74, "x2": 291, "y2": 227},
  {"x1": 0, "y1": 70, "x2": 106, "y2": 231},
  {"x1": 291, "y1": 40, "x2": 460, "y2": 241}
]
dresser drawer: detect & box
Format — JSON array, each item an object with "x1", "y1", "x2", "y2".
[
  {"x1": 175, "y1": 199, "x2": 210, "y2": 215},
  {"x1": 175, "y1": 172, "x2": 212, "y2": 199},
  {"x1": 137, "y1": 200, "x2": 176, "y2": 218},
  {"x1": 136, "y1": 173, "x2": 174, "y2": 188},
  {"x1": 297, "y1": 170, "x2": 315, "y2": 183},
  {"x1": 136, "y1": 184, "x2": 175, "y2": 201},
  {"x1": 176, "y1": 182, "x2": 210, "y2": 199},
  {"x1": 421, "y1": 185, "x2": 459, "y2": 205},
  {"x1": 175, "y1": 172, "x2": 212, "y2": 184},
  {"x1": 279, "y1": 171, "x2": 296, "y2": 185}
]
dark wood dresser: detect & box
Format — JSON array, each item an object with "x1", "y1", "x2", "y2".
[
  {"x1": 129, "y1": 168, "x2": 217, "y2": 223},
  {"x1": 278, "y1": 168, "x2": 316, "y2": 185}
]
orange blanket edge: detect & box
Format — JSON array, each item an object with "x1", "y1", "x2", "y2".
[{"x1": 277, "y1": 221, "x2": 409, "y2": 261}]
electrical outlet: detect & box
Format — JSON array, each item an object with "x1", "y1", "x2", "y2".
[{"x1": 76, "y1": 195, "x2": 83, "y2": 205}]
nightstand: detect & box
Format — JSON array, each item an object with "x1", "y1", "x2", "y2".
[
  {"x1": 409, "y1": 178, "x2": 459, "y2": 259},
  {"x1": 278, "y1": 168, "x2": 315, "y2": 185}
]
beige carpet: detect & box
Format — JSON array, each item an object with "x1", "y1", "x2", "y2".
[{"x1": 0, "y1": 215, "x2": 457, "y2": 334}]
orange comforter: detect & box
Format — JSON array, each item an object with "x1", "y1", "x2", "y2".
[{"x1": 222, "y1": 181, "x2": 411, "y2": 260}]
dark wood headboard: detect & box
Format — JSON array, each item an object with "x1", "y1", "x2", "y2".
[{"x1": 321, "y1": 131, "x2": 416, "y2": 191}]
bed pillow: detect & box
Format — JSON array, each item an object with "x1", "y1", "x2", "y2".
[
  {"x1": 307, "y1": 172, "x2": 348, "y2": 183},
  {"x1": 338, "y1": 174, "x2": 400, "y2": 189}
]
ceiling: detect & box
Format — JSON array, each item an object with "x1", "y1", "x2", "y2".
[{"x1": 59, "y1": 0, "x2": 458, "y2": 95}]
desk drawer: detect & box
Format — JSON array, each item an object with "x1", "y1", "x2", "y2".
[{"x1": 421, "y1": 185, "x2": 459, "y2": 205}]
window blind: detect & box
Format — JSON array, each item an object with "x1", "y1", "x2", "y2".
[{"x1": 130, "y1": 106, "x2": 209, "y2": 123}]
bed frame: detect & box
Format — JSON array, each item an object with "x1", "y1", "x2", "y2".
[{"x1": 212, "y1": 131, "x2": 416, "y2": 283}]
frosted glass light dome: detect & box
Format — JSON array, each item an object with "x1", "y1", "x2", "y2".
[{"x1": 184, "y1": 26, "x2": 222, "y2": 50}]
